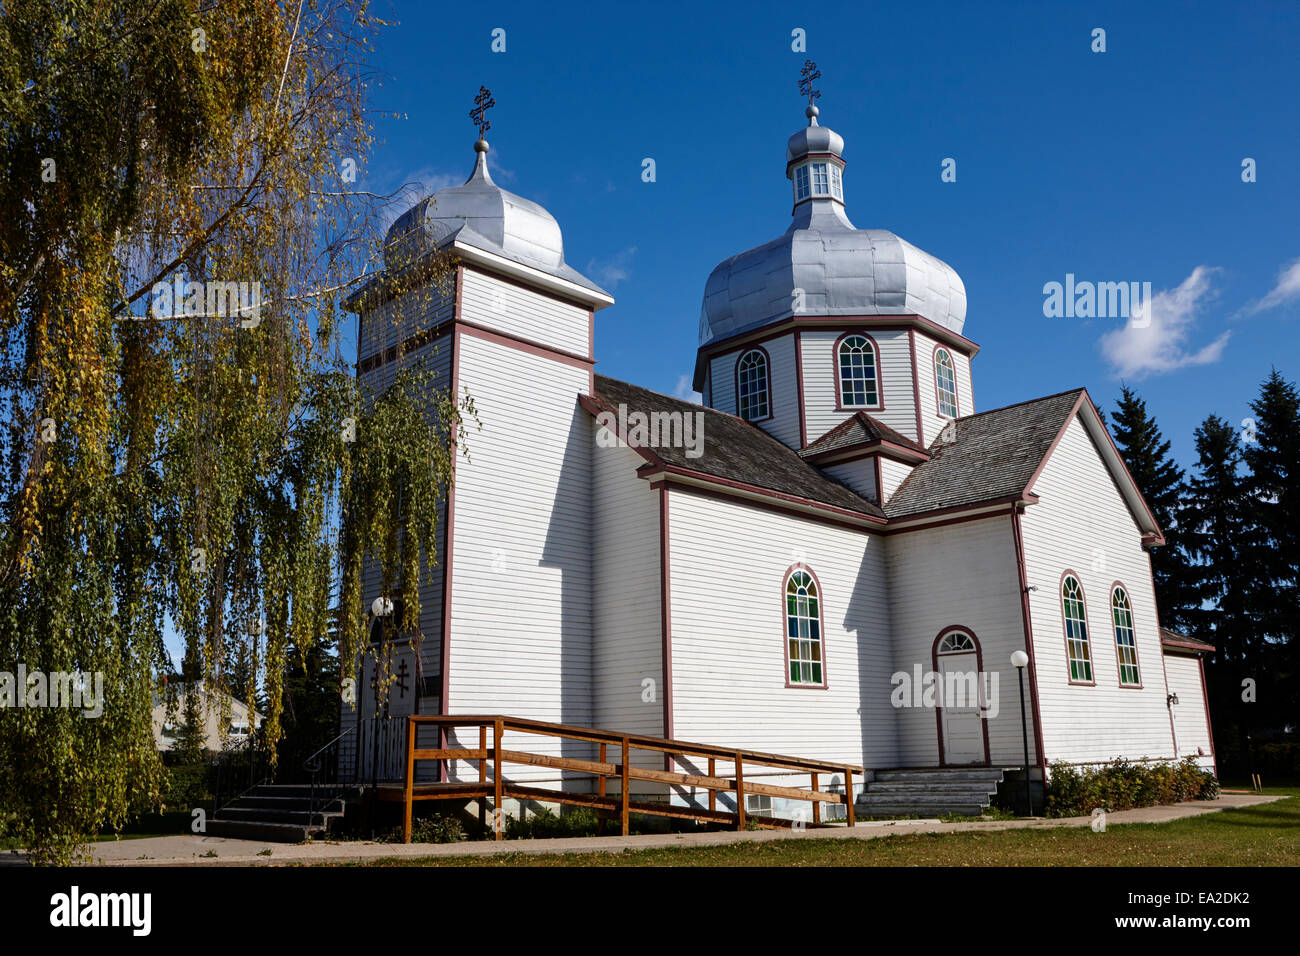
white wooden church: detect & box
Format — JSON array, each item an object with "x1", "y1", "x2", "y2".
[{"x1": 339, "y1": 94, "x2": 1216, "y2": 815}]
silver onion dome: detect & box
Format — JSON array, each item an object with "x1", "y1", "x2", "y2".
[
  {"x1": 785, "y1": 104, "x2": 845, "y2": 167},
  {"x1": 381, "y1": 138, "x2": 608, "y2": 300},
  {"x1": 700, "y1": 108, "x2": 966, "y2": 345}
]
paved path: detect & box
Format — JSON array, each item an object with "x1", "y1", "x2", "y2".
[{"x1": 7, "y1": 792, "x2": 1267, "y2": 866}]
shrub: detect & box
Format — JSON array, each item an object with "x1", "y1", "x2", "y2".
[
  {"x1": 1044, "y1": 757, "x2": 1219, "y2": 817},
  {"x1": 505, "y1": 805, "x2": 601, "y2": 840},
  {"x1": 378, "y1": 813, "x2": 466, "y2": 844},
  {"x1": 159, "y1": 763, "x2": 210, "y2": 811}
]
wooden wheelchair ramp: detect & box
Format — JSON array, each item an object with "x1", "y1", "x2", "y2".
[{"x1": 377, "y1": 715, "x2": 864, "y2": 843}]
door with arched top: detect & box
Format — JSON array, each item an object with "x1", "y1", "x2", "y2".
[{"x1": 933, "y1": 628, "x2": 990, "y2": 766}]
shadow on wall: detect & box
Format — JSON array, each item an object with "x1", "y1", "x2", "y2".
[
  {"x1": 843, "y1": 540, "x2": 902, "y2": 771},
  {"x1": 539, "y1": 401, "x2": 597, "y2": 778}
]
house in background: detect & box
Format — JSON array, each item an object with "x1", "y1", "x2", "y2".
[
  {"x1": 152, "y1": 680, "x2": 262, "y2": 753},
  {"x1": 338, "y1": 94, "x2": 1217, "y2": 818}
]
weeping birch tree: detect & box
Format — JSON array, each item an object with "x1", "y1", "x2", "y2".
[{"x1": 0, "y1": 0, "x2": 465, "y2": 863}]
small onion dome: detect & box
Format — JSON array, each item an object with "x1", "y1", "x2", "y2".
[
  {"x1": 383, "y1": 137, "x2": 565, "y2": 272},
  {"x1": 785, "y1": 104, "x2": 845, "y2": 170}
]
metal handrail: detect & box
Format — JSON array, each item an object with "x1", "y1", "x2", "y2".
[
  {"x1": 212, "y1": 733, "x2": 272, "y2": 815},
  {"x1": 304, "y1": 726, "x2": 355, "y2": 826}
]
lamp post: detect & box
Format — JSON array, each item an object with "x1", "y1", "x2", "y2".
[
  {"x1": 1011, "y1": 650, "x2": 1033, "y2": 816},
  {"x1": 367, "y1": 597, "x2": 394, "y2": 838}
]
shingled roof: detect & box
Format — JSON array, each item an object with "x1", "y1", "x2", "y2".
[
  {"x1": 1160, "y1": 627, "x2": 1216, "y2": 654},
  {"x1": 799, "y1": 411, "x2": 928, "y2": 460},
  {"x1": 884, "y1": 389, "x2": 1086, "y2": 519},
  {"x1": 589, "y1": 375, "x2": 885, "y2": 520}
]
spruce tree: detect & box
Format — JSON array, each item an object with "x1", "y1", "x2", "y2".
[
  {"x1": 1181, "y1": 416, "x2": 1250, "y2": 655},
  {"x1": 1180, "y1": 415, "x2": 1254, "y2": 769},
  {"x1": 1108, "y1": 386, "x2": 1197, "y2": 633},
  {"x1": 1240, "y1": 369, "x2": 1300, "y2": 733}
]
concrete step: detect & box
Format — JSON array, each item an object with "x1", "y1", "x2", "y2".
[
  {"x1": 205, "y1": 819, "x2": 316, "y2": 842},
  {"x1": 216, "y1": 807, "x2": 344, "y2": 826},
  {"x1": 856, "y1": 804, "x2": 987, "y2": 817},
  {"x1": 873, "y1": 768, "x2": 1006, "y2": 783},
  {"x1": 230, "y1": 795, "x2": 337, "y2": 811},
  {"x1": 858, "y1": 792, "x2": 994, "y2": 807},
  {"x1": 249, "y1": 784, "x2": 352, "y2": 799},
  {"x1": 867, "y1": 781, "x2": 1000, "y2": 794}
]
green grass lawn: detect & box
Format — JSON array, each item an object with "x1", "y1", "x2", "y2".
[{"x1": 334, "y1": 790, "x2": 1300, "y2": 867}]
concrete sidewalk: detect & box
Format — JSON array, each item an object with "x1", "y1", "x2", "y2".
[{"x1": 16, "y1": 791, "x2": 1273, "y2": 867}]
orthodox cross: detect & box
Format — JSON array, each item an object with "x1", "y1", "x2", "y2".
[
  {"x1": 470, "y1": 85, "x2": 495, "y2": 138},
  {"x1": 798, "y1": 60, "x2": 822, "y2": 106}
]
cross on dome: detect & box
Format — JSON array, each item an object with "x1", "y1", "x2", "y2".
[
  {"x1": 470, "y1": 85, "x2": 495, "y2": 147},
  {"x1": 798, "y1": 60, "x2": 822, "y2": 110}
]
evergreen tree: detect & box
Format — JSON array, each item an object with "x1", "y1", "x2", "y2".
[
  {"x1": 1181, "y1": 416, "x2": 1250, "y2": 655},
  {"x1": 1108, "y1": 386, "x2": 1197, "y2": 633},
  {"x1": 1180, "y1": 415, "x2": 1255, "y2": 770},
  {"x1": 1240, "y1": 369, "x2": 1300, "y2": 732}
]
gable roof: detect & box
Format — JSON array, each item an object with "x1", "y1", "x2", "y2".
[
  {"x1": 799, "y1": 411, "x2": 928, "y2": 462},
  {"x1": 1160, "y1": 627, "x2": 1216, "y2": 655},
  {"x1": 885, "y1": 390, "x2": 1085, "y2": 518},
  {"x1": 885, "y1": 389, "x2": 1165, "y2": 542},
  {"x1": 586, "y1": 376, "x2": 885, "y2": 520}
]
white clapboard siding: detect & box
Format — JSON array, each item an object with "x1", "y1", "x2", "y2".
[
  {"x1": 878, "y1": 458, "x2": 914, "y2": 506},
  {"x1": 344, "y1": 299, "x2": 457, "y2": 780},
  {"x1": 912, "y1": 331, "x2": 974, "y2": 448},
  {"x1": 443, "y1": 333, "x2": 594, "y2": 783},
  {"x1": 822, "y1": 459, "x2": 878, "y2": 502},
  {"x1": 460, "y1": 267, "x2": 591, "y2": 357},
  {"x1": 358, "y1": 283, "x2": 456, "y2": 393},
  {"x1": 707, "y1": 334, "x2": 800, "y2": 448},
  {"x1": 357, "y1": 327, "x2": 454, "y2": 678},
  {"x1": 1164, "y1": 654, "x2": 1214, "y2": 760},
  {"x1": 801, "y1": 329, "x2": 917, "y2": 445},
  {"x1": 665, "y1": 487, "x2": 898, "y2": 770},
  {"x1": 885, "y1": 515, "x2": 1037, "y2": 767},
  {"x1": 591, "y1": 431, "x2": 671, "y2": 788},
  {"x1": 1020, "y1": 414, "x2": 1175, "y2": 764}
]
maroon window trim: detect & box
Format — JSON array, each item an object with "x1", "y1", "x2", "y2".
[
  {"x1": 931, "y1": 626, "x2": 992, "y2": 767},
  {"x1": 1109, "y1": 580, "x2": 1144, "y2": 689},
  {"x1": 1060, "y1": 570, "x2": 1096, "y2": 686},
  {"x1": 932, "y1": 343, "x2": 960, "y2": 420},
  {"x1": 782, "y1": 563, "x2": 829, "y2": 690},
  {"x1": 833, "y1": 331, "x2": 885, "y2": 412},
  {"x1": 734, "y1": 345, "x2": 773, "y2": 423}
]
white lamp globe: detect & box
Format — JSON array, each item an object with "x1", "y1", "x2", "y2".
[
  {"x1": 371, "y1": 596, "x2": 394, "y2": 618},
  {"x1": 1010, "y1": 650, "x2": 1029, "y2": 668}
]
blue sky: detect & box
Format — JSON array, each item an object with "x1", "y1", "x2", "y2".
[{"x1": 359, "y1": 0, "x2": 1300, "y2": 472}]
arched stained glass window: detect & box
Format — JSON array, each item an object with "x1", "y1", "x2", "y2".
[
  {"x1": 1112, "y1": 587, "x2": 1141, "y2": 686},
  {"x1": 786, "y1": 569, "x2": 824, "y2": 686},
  {"x1": 1062, "y1": 574, "x2": 1093, "y2": 683}
]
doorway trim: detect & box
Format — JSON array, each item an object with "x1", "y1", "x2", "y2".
[{"x1": 932, "y1": 625, "x2": 992, "y2": 767}]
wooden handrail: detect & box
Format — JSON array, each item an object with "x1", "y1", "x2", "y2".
[
  {"x1": 406, "y1": 714, "x2": 865, "y2": 774},
  {"x1": 396, "y1": 714, "x2": 862, "y2": 843}
]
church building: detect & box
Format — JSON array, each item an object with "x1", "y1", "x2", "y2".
[{"x1": 339, "y1": 91, "x2": 1216, "y2": 816}]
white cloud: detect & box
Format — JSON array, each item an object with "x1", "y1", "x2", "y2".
[
  {"x1": 1098, "y1": 266, "x2": 1230, "y2": 378},
  {"x1": 1241, "y1": 256, "x2": 1300, "y2": 315},
  {"x1": 585, "y1": 246, "x2": 637, "y2": 290},
  {"x1": 674, "y1": 374, "x2": 703, "y2": 404}
]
